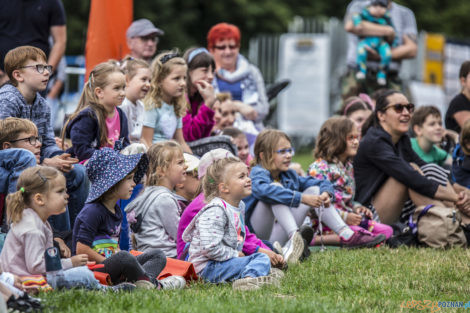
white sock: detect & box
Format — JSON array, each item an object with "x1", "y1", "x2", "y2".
[
  {"x1": 338, "y1": 228, "x2": 354, "y2": 240},
  {"x1": 315, "y1": 205, "x2": 354, "y2": 240}
]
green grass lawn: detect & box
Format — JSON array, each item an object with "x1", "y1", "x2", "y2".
[
  {"x1": 41, "y1": 247, "x2": 470, "y2": 313},
  {"x1": 293, "y1": 151, "x2": 314, "y2": 171}
]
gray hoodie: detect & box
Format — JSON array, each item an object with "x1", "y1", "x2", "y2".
[
  {"x1": 125, "y1": 186, "x2": 180, "y2": 257},
  {"x1": 182, "y1": 197, "x2": 246, "y2": 274}
]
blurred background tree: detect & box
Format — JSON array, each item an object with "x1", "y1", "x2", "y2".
[{"x1": 62, "y1": 0, "x2": 470, "y2": 56}]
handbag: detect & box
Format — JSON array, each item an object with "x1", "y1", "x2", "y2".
[{"x1": 410, "y1": 204, "x2": 467, "y2": 249}]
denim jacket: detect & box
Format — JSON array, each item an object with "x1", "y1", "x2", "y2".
[
  {"x1": 244, "y1": 165, "x2": 334, "y2": 231},
  {"x1": 0, "y1": 149, "x2": 37, "y2": 194}
]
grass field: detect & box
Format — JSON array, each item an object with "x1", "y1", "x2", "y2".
[
  {"x1": 40, "y1": 153, "x2": 469, "y2": 312},
  {"x1": 41, "y1": 247, "x2": 470, "y2": 313}
]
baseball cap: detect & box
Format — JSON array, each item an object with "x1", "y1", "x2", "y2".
[{"x1": 126, "y1": 18, "x2": 164, "y2": 38}]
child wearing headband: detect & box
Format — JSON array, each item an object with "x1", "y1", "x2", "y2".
[{"x1": 182, "y1": 47, "x2": 218, "y2": 142}]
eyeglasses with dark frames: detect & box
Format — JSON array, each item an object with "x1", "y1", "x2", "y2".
[
  {"x1": 384, "y1": 103, "x2": 415, "y2": 114},
  {"x1": 10, "y1": 136, "x2": 42, "y2": 146},
  {"x1": 20, "y1": 64, "x2": 53, "y2": 74}
]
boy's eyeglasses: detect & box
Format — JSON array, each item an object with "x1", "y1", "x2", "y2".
[
  {"x1": 214, "y1": 45, "x2": 238, "y2": 51},
  {"x1": 275, "y1": 148, "x2": 295, "y2": 156},
  {"x1": 20, "y1": 64, "x2": 53, "y2": 74},
  {"x1": 10, "y1": 136, "x2": 42, "y2": 145},
  {"x1": 384, "y1": 103, "x2": 415, "y2": 114}
]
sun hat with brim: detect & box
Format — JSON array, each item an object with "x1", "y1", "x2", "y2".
[{"x1": 85, "y1": 148, "x2": 148, "y2": 203}]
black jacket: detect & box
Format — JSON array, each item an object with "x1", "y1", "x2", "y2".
[{"x1": 354, "y1": 126, "x2": 440, "y2": 206}]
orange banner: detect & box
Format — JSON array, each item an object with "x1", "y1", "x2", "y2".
[{"x1": 85, "y1": 0, "x2": 133, "y2": 78}]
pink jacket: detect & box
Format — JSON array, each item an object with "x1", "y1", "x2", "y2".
[
  {"x1": 182, "y1": 97, "x2": 215, "y2": 142},
  {"x1": 176, "y1": 193, "x2": 270, "y2": 259}
]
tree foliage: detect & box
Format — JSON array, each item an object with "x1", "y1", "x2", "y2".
[{"x1": 62, "y1": 0, "x2": 470, "y2": 55}]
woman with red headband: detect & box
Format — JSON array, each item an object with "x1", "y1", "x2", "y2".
[{"x1": 207, "y1": 23, "x2": 269, "y2": 132}]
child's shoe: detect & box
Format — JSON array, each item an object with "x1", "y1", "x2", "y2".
[
  {"x1": 340, "y1": 228, "x2": 386, "y2": 249},
  {"x1": 269, "y1": 268, "x2": 285, "y2": 280},
  {"x1": 356, "y1": 71, "x2": 366, "y2": 80},
  {"x1": 158, "y1": 276, "x2": 186, "y2": 290},
  {"x1": 377, "y1": 77, "x2": 386, "y2": 86},
  {"x1": 283, "y1": 232, "x2": 304, "y2": 264},
  {"x1": 272, "y1": 241, "x2": 283, "y2": 255},
  {"x1": 109, "y1": 282, "x2": 136, "y2": 292},
  {"x1": 135, "y1": 279, "x2": 155, "y2": 289},
  {"x1": 299, "y1": 225, "x2": 314, "y2": 261},
  {"x1": 232, "y1": 275, "x2": 277, "y2": 291}
]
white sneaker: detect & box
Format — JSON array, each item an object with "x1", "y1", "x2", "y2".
[
  {"x1": 377, "y1": 77, "x2": 386, "y2": 86},
  {"x1": 282, "y1": 232, "x2": 305, "y2": 265},
  {"x1": 232, "y1": 275, "x2": 278, "y2": 291},
  {"x1": 158, "y1": 276, "x2": 186, "y2": 290},
  {"x1": 272, "y1": 241, "x2": 283, "y2": 255},
  {"x1": 356, "y1": 72, "x2": 366, "y2": 80}
]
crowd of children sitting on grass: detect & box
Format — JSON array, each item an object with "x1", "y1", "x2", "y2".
[{"x1": 1, "y1": 27, "x2": 470, "y2": 312}]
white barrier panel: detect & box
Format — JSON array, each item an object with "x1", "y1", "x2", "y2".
[{"x1": 277, "y1": 34, "x2": 330, "y2": 137}]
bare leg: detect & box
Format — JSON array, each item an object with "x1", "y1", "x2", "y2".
[{"x1": 372, "y1": 177, "x2": 408, "y2": 224}]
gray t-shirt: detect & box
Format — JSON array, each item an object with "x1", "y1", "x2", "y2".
[{"x1": 344, "y1": 0, "x2": 418, "y2": 71}]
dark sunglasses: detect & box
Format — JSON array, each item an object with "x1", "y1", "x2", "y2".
[
  {"x1": 384, "y1": 103, "x2": 415, "y2": 114},
  {"x1": 10, "y1": 136, "x2": 42, "y2": 145},
  {"x1": 20, "y1": 64, "x2": 53, "y2": 74},
  {"x1": 214, "y1": 45, "x2": 238, "y2": 51}
]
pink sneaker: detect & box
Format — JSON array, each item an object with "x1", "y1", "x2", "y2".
[{"x1": 341, "y1": 228, "x2": 386, "y2": 249}]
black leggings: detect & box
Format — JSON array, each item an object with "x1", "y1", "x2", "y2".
[{"x1": 99, "y1": 249, "x2": 167, "y2": 284}]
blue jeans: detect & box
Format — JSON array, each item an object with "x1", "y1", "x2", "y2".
[
  {"x1": 200, "y1": 252, "x2": 271, "y2": 283},
  {"x1": 48, "y1": 164, "x2": 89, "y2": 232},
  {"x1": 58, "y1": 266, "x2": 103, "y2": 290}
]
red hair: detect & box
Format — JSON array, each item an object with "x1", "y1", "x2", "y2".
[{"x1": 207, "y1": 23, "x2": 241, "y2": 49}]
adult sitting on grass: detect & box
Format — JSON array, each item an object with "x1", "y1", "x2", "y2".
[{"x1": 354, "y1": 90, "x2": 470, "y2": 225}]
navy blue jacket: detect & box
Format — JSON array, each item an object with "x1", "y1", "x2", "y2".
[
  {"x1": 65, "y1": 107, "x2": 130, "y2": 162},
  {"x1": 244, "y1": 165, "x2": 334, "y2": 231}
]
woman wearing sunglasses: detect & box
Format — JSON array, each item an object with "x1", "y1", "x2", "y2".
[
  {"x1": 354, "y1": 90, "x2": 469, "y2": 224},
  {"x1": 207, "y1": 23, "x2": 269, "y2": 132}
]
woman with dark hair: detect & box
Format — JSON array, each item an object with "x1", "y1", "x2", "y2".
[
  {"x1": 181, "y1": 47, "x2": 217, "y2": 142},
  {"x1": 355, "y1": 90, "x2": 468, "y2": 224}
]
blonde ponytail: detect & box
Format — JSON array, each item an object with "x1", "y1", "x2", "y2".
[{"x1": 6, "y1": 166, "x2": 61, "y2": 224}]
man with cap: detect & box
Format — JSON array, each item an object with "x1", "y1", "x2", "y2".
[
  {"x1": 342, "y1": 0, "x2": 417, "y2": 96},
  {"x1": 126, "y1": 18, "x2": 164, "y2": 63}
]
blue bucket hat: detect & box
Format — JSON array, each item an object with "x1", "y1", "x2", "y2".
[{"x1": 85, "y1": 148, "x2": 148, "y2": 203}]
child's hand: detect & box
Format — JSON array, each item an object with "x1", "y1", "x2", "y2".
[
  {"x1": 301, "y1": 194, "x2": 323, "y2": 208},
  {"x1": 14, "y1": 274, "x2": 25, "y2": 291},
  {"x1": 71, "y1": 254, "x2": 89, "y2": 267},
  {"x1": 355, "y1": 206, "x2": 373, "y2": 219},
  {"x1": 238, "y1": 251, "x2": 245, "y2": 257},
  {"x1": 346, "y1": 212, "x2": 362, "y2": 226},
  {"x1": 54, "y1": 237, "x2": 71, "y2": 258},
  {"x1": 258, "y1": 248, "x2": 286, "y2": 268},
  {"x1": 195, "y1": 80, "x2": 216, "y2": 108},
  {"x1": 319, "y1": 192, "x2": 331, "y2": 207}
]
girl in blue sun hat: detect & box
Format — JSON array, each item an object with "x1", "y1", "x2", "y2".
[{"x1": 72, "y1": 147, "x2": 186, "y2": 289}]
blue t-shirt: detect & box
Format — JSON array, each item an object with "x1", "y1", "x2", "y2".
[
  {"x1": 72, "y1": 202, "x2": 122, "y2": 256},
  {"x1": 143, "y1": 101, "x2": 182, "y2": 143}
]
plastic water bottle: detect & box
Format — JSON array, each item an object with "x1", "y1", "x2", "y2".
[{"x1": 45, "y1": 247, "x2": 65, "y2": 289}]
